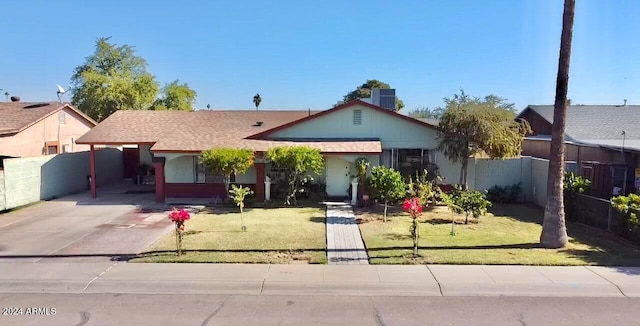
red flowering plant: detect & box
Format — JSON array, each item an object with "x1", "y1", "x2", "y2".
[
  {"x1": 168, "y1": 208, "x2": 191, "y2": 256},
  {"x1": 402, "y1": 197, "x2": 423, "y2": 257}
]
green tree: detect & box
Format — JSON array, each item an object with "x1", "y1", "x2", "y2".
[
  {"x1": 369, "y1": 166, "x2": 406, "y2": 222},
  {"x1": 201, "y1": 148, "x2": 255, "y2": 196},
  {"x1": 153, "y1": 80, "x2": 197, "y2": 111},
  {"x1": 450, "y1": 188, "x2": 492, "y2": 224},
  {"x1": 408, "y1": 106, "x2": 443, "y2": 119},
  {"x1": 437, "y1": 90, "x2": 531, "y2": 189},
  {"x1": 540, "y1": 0, "x2": 576, "y2": 249},
  {"x1": 342, "y1": 79, "x2": 404, "y2": 111},
  {"x1": 265, "y1": 146, "x2": 324, "y2": 205},
  {"x1": 229, "y1": 185, "x2": 254, "y2": 232},
  {"x1": 71, "y1": 37, "x2": 159, "y2": 121}
]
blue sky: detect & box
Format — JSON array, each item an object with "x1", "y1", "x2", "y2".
[{"x1": 1, "y1": 0, "x2": 639, "y2": 112}]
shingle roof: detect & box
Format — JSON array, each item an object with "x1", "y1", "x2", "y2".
[
  {"x1": 75, "y1": 109, "x2": 383, "y2": 153},
  {"x1": 0, "y1": 102, "x2": 96, "y2": 135},
  {"x1": 523, "y1": 105, "x2": 640, "y2": 142}
]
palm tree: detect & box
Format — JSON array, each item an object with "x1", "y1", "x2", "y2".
[
  {"x1": 540, "y1": 0, "x2": 575, "y2": 248},
  {"x1": 253, "y1": 93, "x2": 261, "y2": 110}
]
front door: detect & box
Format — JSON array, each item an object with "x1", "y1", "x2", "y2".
[
  {"x1": 123, "y1": 147, "x2": 140, "y2": 179},
  {"x1": 325, "y1": 157, "x2": 351, "y2": 197}
]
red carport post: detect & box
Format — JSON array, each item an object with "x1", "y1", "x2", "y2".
[
  {"x1": 153, "y1": 157, "x2": 166, "y2": 203},
  {"x1": 90, "y1": 144, "x2": 97, "y2": 198}
]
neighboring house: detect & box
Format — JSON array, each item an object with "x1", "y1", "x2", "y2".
[
  {"x1": 0, "y1": 100, "x2": 97, "y2": 160},
  {"x1": 517, "y1": 104, "x2": 640, "y2": 196},
  {"x1": 77, "y1": 99, "x2": 456, "y2": 203}
]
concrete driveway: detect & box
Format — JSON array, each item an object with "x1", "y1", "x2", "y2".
[{"x1": 0, "y1": 184, "x2": 191, "y2": 262}]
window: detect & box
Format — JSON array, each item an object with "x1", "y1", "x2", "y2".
[
  {"x1": 58, "y1": 112, "x2": 66, "y2": 124},
  {"x1": 353, "y1": 109, "x2": 362, "y2": 125},
  {"x1": 193, "y1": 156, "x2": 235, "y2": 183},
  {"x1": 381, "y1": 148, "x2": 436, "y2": 178},
  {"x1": 44, "y1": 141, "x2": 59, "y2": 155}
]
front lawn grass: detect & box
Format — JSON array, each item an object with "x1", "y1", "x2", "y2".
[
  {"x1": 133, "y1": 207, "x2": 327, "y2": 264},
  {"x1": 357, "y1": 203, "x2": 640, "y2": 266}
]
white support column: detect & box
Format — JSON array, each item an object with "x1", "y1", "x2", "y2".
[
  {"x1": 264, "y1": 176, "x2": 271, "y2": 201},
  {"x1": 351, "y1": 178, "x2": 359, "y2": 205}
]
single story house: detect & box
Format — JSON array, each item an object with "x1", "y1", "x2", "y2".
[
  {"x1": 517, "y1": 104, "x2": 640, "y2": 196},
  {"x1": 77, "y1": 100, "x2": 460, "y2": 203},
  {"x1": 0, "y1": 99, "x2": 97, "y2": 160}
]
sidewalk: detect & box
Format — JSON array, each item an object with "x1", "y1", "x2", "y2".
[
  {"x1": 325, "y1": 202, "x2": 369, "y2": 265},
  {"x1": 1, "y1": 263, "x2": 639, "y2": 297}
]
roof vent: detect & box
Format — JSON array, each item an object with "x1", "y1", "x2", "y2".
[
  {"x1": 253, "y1": 121, "x2": 264, "y2": 127},
  {"x1": 353, "y1": 109, "x2": 362, "y2": 125},
  {"x1": 10, "y1": 96, "x2": 20, "y2": 102}
]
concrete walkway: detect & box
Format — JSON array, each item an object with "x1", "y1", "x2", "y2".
[
  {"x1": 325, "y1": 202, "x2": 369, "y2": 265},
  {"x1": 1, "y1": 263, "x2": 640, "y2": 297}
]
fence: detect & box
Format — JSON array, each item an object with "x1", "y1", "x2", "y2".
[
  {"x1": 438, "y1": 156, "x2": 576, "y2": 207},
  {"x1": 565, "y1": 193, "x2": 639, "y2": 244},
  {"x1": 0, "y1": 148, "x2": 123, "y2": 211},
  {"x1": 565, "y1": 193, "x2": 613, "y2": 230}
]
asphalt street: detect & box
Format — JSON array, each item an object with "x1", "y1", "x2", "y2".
[{"x1": 1, "y1": 293, "x2": 638, "y2": 326}]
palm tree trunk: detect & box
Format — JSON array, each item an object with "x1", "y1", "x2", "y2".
[{"x1": 540, "y1": 0, "x2": 575, "y2": 248}]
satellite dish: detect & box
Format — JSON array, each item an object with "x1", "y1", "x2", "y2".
[{"x1": 56, "y1": 84, "x2": 67, "y2": 102}]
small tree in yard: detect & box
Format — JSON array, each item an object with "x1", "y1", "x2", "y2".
[
  {"x1": 403, "y1": 197, "x2": 423, "y2": 257},
  {"x1": 369, "y1": 166, "x2": 405, "y2": 222},
  {"x1": 168, "y1": 208, "x2": 191, "y2": 256},
  {"x1": 201, "y1": 148, "x2": 254, "y2": 197},
  {"x1": 266, "y1": 146, "x2": 324, "y2": 205},
  {"x1": 449, "y1": 187, "x2": 492, "y2": 224},
  {"x1": 229, "y1": 185, "x2": 253, "y2": 232}
]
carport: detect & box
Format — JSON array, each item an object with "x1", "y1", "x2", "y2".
[{"x1": 86, "y1": 143, "x2": 159, "y2": 201}]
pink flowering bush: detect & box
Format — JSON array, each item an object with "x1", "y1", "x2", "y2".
[
  {"x1": 168, "y1": 208, "x2": 191, "y2": 256},
  {"x1": 402, "y1": 197, "x2": 423, "y2": 257}
]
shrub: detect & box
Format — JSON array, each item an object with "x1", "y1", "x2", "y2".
[
  {"x1": 486, "y1": 183, "x2": 521, "y2": 203},
  {"x1": 355, "y1": 157, "x2": 370, "y2": 179},
  {"x1": 563, "y1": 172, "x2": 592, "y2": 222},
  {"x1": 564, "y1": 172, "x2": 591, "y2": 194},
  {"x1": 407, "y1": 169, "x2": 438, "y2": 207},
  {"x1": 611, "y1": 194, "x2": 640, "y2": 244}
]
